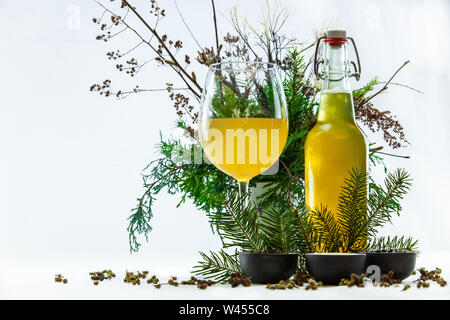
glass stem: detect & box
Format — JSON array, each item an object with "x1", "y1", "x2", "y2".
[{"x1": 238, "y1": 181, "x2": 249, "y2": 209}]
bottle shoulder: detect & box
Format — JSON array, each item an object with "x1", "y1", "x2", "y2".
[{"x1": 306, "y1": 120, "x2": 367, "y2": 143}]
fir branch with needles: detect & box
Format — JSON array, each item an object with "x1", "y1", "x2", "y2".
[
  {"x1": 211, "y1": 194, "x2": 266, "y2": 252},
  {"x1": 258, "y1": 204, "x2": 306, "y2": 253},
  {"x1": 308, "y1": 205, "x2": 343, "y2": 253},
  {"x1": 337, "y1": 169, "x2": 368, "y2": 252},
  {"x1": 193, "y1": 191, "x2": 307, "y2": 282},
  {"x1": 368, "y1": 236, "x2": 419, "y2": 253},
  {"x1": 296, "y1": 168, "x2": 416, "y2": 253},
  {"x1": 365, "y1": 168, "x2": 413, "y2": 237},
  {"x1": 192, "y1": 250, "x2": 241, "y2": 283}
]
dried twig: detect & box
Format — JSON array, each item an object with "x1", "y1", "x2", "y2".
[
  {"x1": 122, "y1": 0, "x2": 203, "y2": 94},
  {"x1": 173, "y1": 0, "x2": 203, "y2": 50},
  {"x1": 357, "y1": 61, "x2": 410, "y2": 109},
  {"x1": 211, "y1": 0, "x2": 220, "y2": 56}
]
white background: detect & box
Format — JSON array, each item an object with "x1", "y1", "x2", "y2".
[{"x1": 0, "y1": 0, "x2": 449, "y2": 299}]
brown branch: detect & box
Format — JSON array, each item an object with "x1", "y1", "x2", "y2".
[
  {"x1": 117, "y1": 87, "x2": 189, "y2": 99},
  {"x1": 122, "y1": 0, "x2": 203, "y2": 93},
  {"x1": 95, "y1": 1, "x2": 201, "y2": 100},
  {"x1": 357, "y1": 60, "x2": 410, "y2": 109},
  {"x1": 370, "y1": 146, "x2": 410, "y2": 159},
  {"x1": 121, "y1": 40, "x2": 144, "y2": 56},
  {"x1": 298, "y1": 42, "x2": 315, "y2": 54},
  {"x1": 174, "y1": 0, "x2": 203, "y2": 50},
  {"x1": 279, "y1": 159, "x2": 293, "y2": 206},
  {"x1": 211, "y1": 0, "x2": 220, "y2": 57},
  {"x1": 356, "y1": 81, "x2": 423, "y2": 95},
  {"x1": 375, "y1": 81, "x2": 423, "y2": 94},
  {"x1": 374, "y1": 151, "x2": 410, "y2": 159}
]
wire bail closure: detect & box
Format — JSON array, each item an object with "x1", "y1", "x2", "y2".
[{"x1": 313, "y1": 36, "x2": 361, "y2": 81}]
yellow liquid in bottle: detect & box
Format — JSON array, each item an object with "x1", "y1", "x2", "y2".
[
  {"x1": 199, "y1": 118, "x2": 288, "y2": 182},
  {"x1": 305, "y1": 92, "x2": 367, "y2": 227}
]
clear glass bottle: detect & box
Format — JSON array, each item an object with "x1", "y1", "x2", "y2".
[{"x1": 305, "y1": 29, "x2": 367, "y2": 222}]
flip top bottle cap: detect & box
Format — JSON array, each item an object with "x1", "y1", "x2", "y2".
[{"x1": 325, "y1": 29, "x2": 347, "y2": 39}]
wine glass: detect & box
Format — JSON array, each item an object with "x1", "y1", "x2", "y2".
[{"x1": 199, "y1": 62, "x2": 288, "y2": 205}]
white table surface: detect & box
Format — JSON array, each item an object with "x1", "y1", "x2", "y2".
[{"x1": 1, "y1": 251, "x2": 449, "y2": 300}]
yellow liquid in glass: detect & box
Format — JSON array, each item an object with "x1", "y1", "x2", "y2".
[
  {"x1": 305, "y1": 92, "x2": 367, "y2": 217},
  {"x1": 200, "y1": 118, "x2": 288, "y2": 182}
]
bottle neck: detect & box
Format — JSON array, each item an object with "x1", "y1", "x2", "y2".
[
  {"x1": 318, "y1": 42, "x2": 355, "y2": 123},
  {"x1": 323, "y1": 42, "x2": 351, "y2": 93},
  {"x1": 317, "y1": 92, "x2": 355, "y2": 122}
]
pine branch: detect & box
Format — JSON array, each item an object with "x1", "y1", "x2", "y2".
[
  {"x1": 258, "y1": 204, "x2": 304, "y2": 253},
  {"x1": 368, "y1": 169, "x2": 412, "y2": 233},
  {"x1": 336, "y1": 169, "x2": 368, "y2": 252},
  {"x1": 351, "y1": 169, "x2": 412, "y2": 249},
  {"x1": 298, "y1": 169, "x2": 412, "y2": 253},
  {"x1": 293, "y1": 207, "x2": 315, "y2": 253},
  {"x1": 368, "y1": 236, "x2": 419, "y2": 253},
  {"x1": 309, "y1": 205, "x2": 343, "y2": 252},
  {"x1": 192, "y1": 250, "x2": 241, "y2": 283},
  {"x1": 208, "y1": 192, "x2": 266, "y2": 252}
]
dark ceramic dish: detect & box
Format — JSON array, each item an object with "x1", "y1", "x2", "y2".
[
  {"x1": 238, "y1": 252, "x2": 298, "y2": 284},
  {"x1": 305, "y1": 253, "x2": 366, "y2": 285},
  {"x1": 365, "y1": 252, "x2": 416, "y2": 280}
]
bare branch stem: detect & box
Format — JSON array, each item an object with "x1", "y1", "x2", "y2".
[
  {"x1": 211, "y1": 0, "x2": 220, "y2": 55},
  {"x1": 358, "y1": 61, "x2": 410, "y2": 108},
  {"x1": 122, "y1": 0, "x2": 203, "y2": 93}
]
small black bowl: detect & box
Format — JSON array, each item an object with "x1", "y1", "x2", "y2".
[
  {"x1": 365, "y1": 252, "x2": 416, "y2": 280},
  {"x1": 305, "y1": 253, "x2": 366, "y2": 285},
  {"x1": 238, "y1": 252, "x2": 298, "y2": 284}
]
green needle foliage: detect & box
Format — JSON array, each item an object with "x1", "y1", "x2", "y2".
[
  {"x1": 299, "y1": 168, "x2": 417, "y2": 253},
  {"x1": 368, "y1": 236, "x2": 419, "y2": 253},
  {"x1": 353, "y1": 77, "x2": 379, "y2": 99},
  {"x1": 367, "y1": 168, "x2": 412, "y2": 228},
  {"x1": 193, "y1": 191, "x2": 307, "y2": 282},
  {"x1": 207, "y1": 193, "x2": 266, "y2": 252},
  {"x1": 193, "y1": 168, "x2": 417, "y2": 282},
  {"x1": 308, "y1": 205, "x2": 343, "y2": 253},
  {"x1": 259, "y1": 204, "x2": 306, "y2": 253},
  {"x1": 207, "y1": 192, "x2": 307, "y2": 254},
  {"x1": 192, "y1": 250, "x2": 242, "y2": 283}
]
